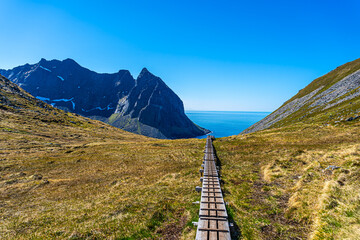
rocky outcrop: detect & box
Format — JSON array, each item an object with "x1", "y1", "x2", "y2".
[
  {"x1": 242, "y1": 87, "x2": 323, "y2": 134},
  {"x1": 0, "y1": 58, "x2": 135, "y2": 118},
  {"x1": 110, "y1": 68, "x2": 208, "y2": 139},
  {"x1": 0, "y1": 59, "x2": 209, "y2": 139},
  {"x1": 309, "y1": 70, "x2": 360, "y2": 110},
  {"x1": 242, "y1": 59, "x2": 360, "y2": 134}
]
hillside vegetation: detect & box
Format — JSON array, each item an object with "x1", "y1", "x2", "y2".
[
  {"x1": 1, "y1": 57, "x2": 360, "y2": 240},
  {"x1": 243, "y1": 58, "x2": 360, "y2": 134},
  {"x1": 0, "y1": 74, "x2": 203, "y2": 239},
  {"x1": 217, "y1": 122, "x2": 360, "y2": 239},
  {"x1": 0, "y1": 59, "x2": 209, "y2": 139},
  {"x1": 286, "y1": 58, "x2": 360, "y2": 103}
]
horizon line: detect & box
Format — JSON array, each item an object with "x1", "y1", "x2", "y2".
[{"x1": 185, "y1": 109, "x2": 272, "y2": 113}]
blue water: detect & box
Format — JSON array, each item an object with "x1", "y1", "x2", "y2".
[{"x1": 186, "y1": 111, "x2": 270, "y2": 138}]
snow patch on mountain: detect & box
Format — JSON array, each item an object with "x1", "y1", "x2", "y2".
[
  {"x1": 82, "y1": 104, "x2": 114, "y2": 112},
  {"x1": 36, "y1": 96, "x2": 75, "y2": 110},
  {"x1": 36, "y1": 96, "x2": 50, "y2": 101},
  {"x1": 39, "y1": 66, "x2": 51, "y2": 72},
  {"x1": 52, "y1": 98, "x2": 75, "y2": 110}
]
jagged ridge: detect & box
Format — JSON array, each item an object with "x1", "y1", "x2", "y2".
[{"x1": 0, "y1": 59, "x2": 209, "y2": 139}]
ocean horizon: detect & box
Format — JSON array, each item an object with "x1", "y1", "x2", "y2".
[{"x1": 185, "y1": 110, "x2": 270, "y2": 138}]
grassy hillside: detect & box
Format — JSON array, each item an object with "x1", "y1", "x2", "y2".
[
  {"x1": 217, "y1": 122, "x2": 360, "y2": 239},
  {"x1": 234, "y1": 58, "x2": 360, "y2": 239},
  {"x1": 272, "y1": 59, "x2": 360, "y2": 129},
  {"x1": 2, "y1": 67, "x2": 360, "y2": 240},
  {"x1": 284, "y1": 58, "x2": 360, "y2": 105},
  {"x1": 0, "y1": 74, "x2": 205, "y2": 239},
  {"x1": 243, "y1": 58, "x2": 360, "y2": 134}
]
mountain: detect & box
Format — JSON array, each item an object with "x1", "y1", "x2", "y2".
[
  {"x1": 109, "y1": 68, "x2": 209, "y2": 139},
  {"x1": 0, "y1": 72, "x2": 203, "y2": 239},
  {"x1": 243, "y1": 58, "x2": 360, "y2": 134},
  {"x1": 0, "y1": 58, "x2": 209, "y2": 139},
  {"x1": 0, "y1": 73, "x2": 145, "y2": 142},
  {"x1": 2, "y1": 61, "x2": 360, "y2": 239}
]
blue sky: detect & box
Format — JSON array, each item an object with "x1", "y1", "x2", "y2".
[{"x1": 1, "y1": 0, "x2": 359, "y2": 111}]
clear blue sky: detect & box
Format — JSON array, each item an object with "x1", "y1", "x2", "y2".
[{"x1": 1, "y1": 0, "x2": 359, "y2": 111}]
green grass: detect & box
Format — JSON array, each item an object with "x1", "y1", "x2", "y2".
[
  {"x1": 283, "y1": 58, "x2": 360, "y2": 105},
  {"x1": 2, "y1": 72, "x2": 360, "y2": 239},
  {"x1": 254, "y1": 58, "x2": 360, "y2": 133},
  {"x1": 213, "y1": 122, "x2": 360, "y2": 239},
  {"x1": 0, "y1": 76, "x2": 204, "y2": 239}
]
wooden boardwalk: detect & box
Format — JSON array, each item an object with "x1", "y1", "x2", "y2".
[{"x1": 195, "y1": 136, "x2": 231, "y2": 240}]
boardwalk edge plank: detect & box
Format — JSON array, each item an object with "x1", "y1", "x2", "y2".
[{"x1": 195, "y1": 136, "x2": 231, "y2": 240}]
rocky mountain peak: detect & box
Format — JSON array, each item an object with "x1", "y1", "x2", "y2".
[
  {"x1": 136, "y1": 68, "x2": 165, "y2": 86},
  {"x1": 0, "y1": 59, "x2": 209, "y2": 139},
  {"x1": 61, "y1": 58, "x2": 80, "y2": 67},
  {"x1": 139, "y1": 67, "x2": 150, "y2": 75}
]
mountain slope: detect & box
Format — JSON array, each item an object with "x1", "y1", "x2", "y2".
[
  {"x1": 215, "y1": 59, "x2": 360, "y2": 239},
  {"x1": 2, "y1": 59, "x2": 360, "y2": 239},
  {"x1": 243, "y1": 58, "x2": 360, "y2": 134},
  {"x1": 110, "y1": 68, "x2": 208, "y2": 138},
  {"x1": 0, "y1": 73, "x2": 205, "y2": 239},
  {"x1": 216, "y1": 121, "x2": 360, "y2": 240},
  {"x1": 0, "y1": 73, "x2": 147, "y2": 143},
  {"x1": 0, "y1": 59, "x2": 209, "y2": 139}
]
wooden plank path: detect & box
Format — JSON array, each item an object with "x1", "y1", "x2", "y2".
[{"x1": 195, "y1": 136, "x2": 231, "y2": 240}]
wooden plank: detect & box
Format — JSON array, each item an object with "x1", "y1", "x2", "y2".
[
  {"x1": 200, "y1": 202, "x2": 208, "y2": 211},
  {"x1": 196, "y1": 136, "x2": 231, "y2": 240},
  {"x1": 209, "y1": 219, "x2": 218, "y2": 239},
  {"x1": 196, "y1": 219, "x2": 208, "y2": 240},
  {"x1": 198, "y1": 227, "x2": 229, "y2": 233},
  {"x1": 216, "y1": 203, "x2": 226, "y2": 211},
  {"x1": 200, "y1": 208, "x2": 226, "y2": 212},
  {"x1": 218, "y1": 220, "x2": 231, "y2": 240},
  {"x1": 198, "y1": 217, "x2": 228, "y2": 221},
  {"x1": 217, "y1": 210, "x2": 228, "y2": 218}
]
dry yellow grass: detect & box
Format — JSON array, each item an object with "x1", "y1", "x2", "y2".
[
  {"x1": 0, "y1": 99, "x2": 206, "y2": 239},
  {"x1": 1, "y1": 75, "x2": 207, "y2": 239},
  {"x1": 214, "y1": 122, "x2": 360, "y2": 239},
  {"x1": 2, "y1": 75, "x2": 360, "y2": 239},
  {"x1": 2, "y1": 111, "x2": 360, "y2": 239}
]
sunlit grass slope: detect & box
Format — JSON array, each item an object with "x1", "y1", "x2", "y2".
[
  {"x1": 243, "y1": 58, "x2": 360, "y2": 135},
  {"x1": 217, "y1": 121, "x2": 360, "y2": 239},
  {"x1": 2, "y1": 68, "x2": 360, "y2": 240},
  {"x1": 1, "y1": 75, "x2": 204, "y2": 239},
  {"x1": 272, "y1": 58, "x2": 360, "y2": 128},
  {"x1": 285, "y1": 58, "x2": 360, "y2": 104}
]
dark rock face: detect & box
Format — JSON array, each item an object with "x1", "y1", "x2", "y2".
[
  {"x1": 0, "y1": 58, "x2": 134, "y2": 118},
  {"x1": 1, "y1": 59, "x2": 209, "y2": 139},
  {"x1": 113, "y1": 68, "x2": 209, "y2": 139}
]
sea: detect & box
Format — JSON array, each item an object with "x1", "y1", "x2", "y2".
[{"x1": 186, "y1": 111, "x2": 270, "y2": 139}]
